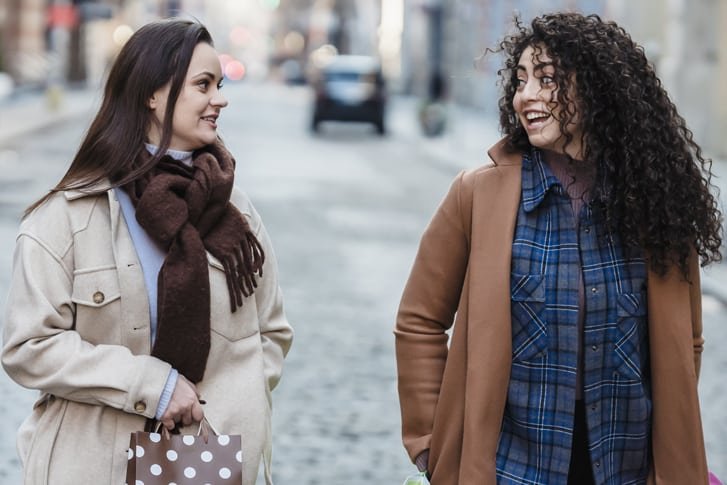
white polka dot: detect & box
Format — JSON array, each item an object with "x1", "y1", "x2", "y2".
[
  {"x1": 135, "y1": 445, "x2": 145, "y2": 458},
  {"x1": 183, "y1": 435, "x2": 195, "y2": 446},
  {"x1": 127, "y1": 448, "x2": 134, "y2": 460},
  {"x1": 219, "y1": 467, "x2": 231, "y2": 479},
  {"x1": 149, "y1": 433, "x2": 161, "y2": 443},
  {"x1": 184, "y1": 467, "x2": 196, "y2": 478},
  {"x1": 169, "y1": 483, "x2": 177, "y2": 485},
  {"x1": 135, "y1": 481, "x2": 144, "y2": 485},
  {"x1": 235, "y1": 450, "x2": 242, "y2": 463},
  {"x1": 217, "y1": 435, "x2": 230, "y2": 446},
  {"x1": 166, "y1": 450, "x2": 178, "y2": 461},
  {"x1": 200, "y1": 451, "x2": 213, "y2": 462},
  {"x1": 150, "y1": 464, "x2": 162, "y2": 476}
]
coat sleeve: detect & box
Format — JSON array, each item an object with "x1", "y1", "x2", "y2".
[
  {"x1": 1, "y1": 232, "x2": 171, "y2": 418},
  {"x1": 248, "y1": 203, "x2": 294, "y2": 393},
  {"x1": 394, "y1": 171, "x2": 471, "y2": 462}
]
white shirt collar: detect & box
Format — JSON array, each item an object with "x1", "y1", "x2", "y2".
[{"x1": 145, "y1": 143, "x2": 194, "y2": 167}]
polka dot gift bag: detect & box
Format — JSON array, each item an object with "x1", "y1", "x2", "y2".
[{"x1": 125, "y1": 418, "x2": 242, "y2": 484}]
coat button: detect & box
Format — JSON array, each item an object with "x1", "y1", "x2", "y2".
[
  {"x1": 134, "y1": 401, "x2": 147, "y2": 413},
  {"x1": 93, "y1": 291, "x2": 105, "y2": 304}
]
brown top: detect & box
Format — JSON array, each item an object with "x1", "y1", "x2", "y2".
[{"x1": 542, "y1": 151, "x2": 595, "y2": 399}]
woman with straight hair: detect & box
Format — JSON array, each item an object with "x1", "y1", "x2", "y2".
[
  {"x1": 2, "y1": 18, "x2": 293, "y2": 484},
  {"x1": 395, "y1": 12, "x2": 722, "y2": 485}
]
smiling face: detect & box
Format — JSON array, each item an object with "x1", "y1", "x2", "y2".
[
  {"x1": 512, "y1": 45, "x2": 583, "y2": 159},
  {"x1": 147, "y1": 42, "x2": 227, "y2": 151}
]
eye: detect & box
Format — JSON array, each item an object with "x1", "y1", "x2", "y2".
[
  {"x1": 217, "y1": 80, "x2": 224, "y2": 90},
  {"x1": 515, "y1": 78, "x2": 527, "y2": 89},
  {"x1": 540, "y1": 76, "x2": 555, "y2": 86},
  {"x1": 197, "y1": 79, "x2": 210, "y2": 89}
]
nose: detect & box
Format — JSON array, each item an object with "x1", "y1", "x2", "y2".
[
  {"x1": 211, "y1": 91, "x2": 228, "y2": 108},
  {"x1": 522, "y1": 78, "x2": 540, "y2": 100}
]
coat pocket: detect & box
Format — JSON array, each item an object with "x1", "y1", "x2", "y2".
[
  {"x1": 207, "y1": 254, "x2": 260, "y2": 341},
  {"x1": 71, "y1": 266, "x2": 122, "y2": 341},
  {"x1": 511, "y1": 273, "x2": 548, "y2": 362},
  {"x1": 614, "y1": 291, "x2": 648, "y2": 381}
]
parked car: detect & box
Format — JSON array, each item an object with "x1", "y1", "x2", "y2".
[{"x1": 311, "y1": 55, "x2": 386, "y2": 135}]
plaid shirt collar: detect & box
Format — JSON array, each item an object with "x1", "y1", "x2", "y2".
[{"x1": 521, "y1": 149, "x2": 564, "y2": 213}]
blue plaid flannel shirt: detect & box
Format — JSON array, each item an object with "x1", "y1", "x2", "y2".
[{"x1": 495, "y1": 150, "x2": 651, "y2": 484}]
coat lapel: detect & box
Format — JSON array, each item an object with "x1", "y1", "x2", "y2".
[{"x1": 460, "y1": 142, "x2": 523, "y2": 481}]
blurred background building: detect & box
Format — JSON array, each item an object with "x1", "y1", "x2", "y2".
[{"x1": 0, "y1": 0, "x2": 726, "y2": 155}]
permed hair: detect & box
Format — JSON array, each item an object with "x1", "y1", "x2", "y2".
[{"x1": 496, "y1": 12, "x2": 722, "y2": 277}]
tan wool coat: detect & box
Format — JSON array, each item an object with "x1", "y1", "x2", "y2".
[
  {"x1": 395, "y1": 139, "x2": 708, "y2": 484},
  {"x1": 2, "y1": 185, "x2": 293, "y2": 485}
]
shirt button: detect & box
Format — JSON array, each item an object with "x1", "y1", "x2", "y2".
[
  {"x1": 591, "y1": 403, "x2": 597, "y2": 411},
  {"x1": 594, "y1": 461, "x2": 601, "y2": 468},
  {"x1": 134, "y1": 401, "x2": 147, "y2": 413},
  {"x1": 591, "y1": 345, "x2": 598, "y2": 351},
  {"x1": 93, "y1": 291, "x2": 105, "y2": 304},
  {"x1": 591, "y1": 287, "x2": 598, "y2": 294},
  {"x1": 584, "y1": 227, "x2": 591, "y2": 233}
]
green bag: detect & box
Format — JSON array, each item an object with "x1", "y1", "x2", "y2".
[{"x1": 402, "y1": 471, "x2": 430, "y2": 485}]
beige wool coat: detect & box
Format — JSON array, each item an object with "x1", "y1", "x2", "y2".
[
  {"x1": 2, "y1": 184, "x2": 293, "y2": 484},
  {"x1": 395, "y1": 139, "x2": 708, "y2": 484}
]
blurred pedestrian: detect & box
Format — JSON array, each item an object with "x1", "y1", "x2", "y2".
[
  {"x1": 395, "y1": 12, "x2": 722, "y2": 485},
  {"x1": 2, "y1": 18, "x2": 292, "y2": 484}
]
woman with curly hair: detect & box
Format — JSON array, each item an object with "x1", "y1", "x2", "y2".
[{"x1": 395, "y1": 12, "x2": 721, "y2": 485}]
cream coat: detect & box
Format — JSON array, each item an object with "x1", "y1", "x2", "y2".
[
  {"x1": 396, "y1": 140, "x2": 708, "y2": 484},
  {"x1": 2, "y1": 184, "x2": 293, "y2": 484}
]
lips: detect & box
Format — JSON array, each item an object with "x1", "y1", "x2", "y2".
[
  {"x1": 522, "y1": 110, "x2": 551, "y2": 130},
  {"x1": 201, "y1": 114, "x2": 218, "y2": 128}
]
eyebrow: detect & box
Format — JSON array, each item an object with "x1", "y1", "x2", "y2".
[
  {"x1": 515, "y1": 63, "x2": 554, "y2": 74},
  {"x1": 191, "y1": 71, "x2": 221, "y2": 81}
]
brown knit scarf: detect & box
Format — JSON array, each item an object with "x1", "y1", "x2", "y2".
[{"x1": 123, "y1": 141, "x2": 264, "y2": 382}]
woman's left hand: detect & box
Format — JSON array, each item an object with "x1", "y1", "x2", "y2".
[{"x1": 159, "y1": 374, "x2": 205, "y2": 430}]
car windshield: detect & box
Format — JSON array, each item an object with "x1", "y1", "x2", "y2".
[{"x1": 325, "y1": 71, "x2": 376, "y2": 83}]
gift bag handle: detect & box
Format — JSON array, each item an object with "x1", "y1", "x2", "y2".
[{"x1": 152, "y1": 417, "x2": 220, "y2": 444}]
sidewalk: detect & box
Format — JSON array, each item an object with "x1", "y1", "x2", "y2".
[
  {"x1": 387, "y1": 95, "x2": 502, "y2": 171},
  {"x1": 0, "y1": 85, "x2": 99, "y2": 149}
]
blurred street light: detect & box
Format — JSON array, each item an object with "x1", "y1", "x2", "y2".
[
  {"x1": 224, "y1": 60, "x2": 246, "y2": 81},
  {"x1": 113, "y1": 25, "x2": 134, "y2": 47},
  {"x1": 310, "y1": 44, "x2": 338, "y2": 69}
]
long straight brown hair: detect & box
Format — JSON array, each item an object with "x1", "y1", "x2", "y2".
[{"x1": 25, "y1": 18, "x2": 214, "y2": 217}]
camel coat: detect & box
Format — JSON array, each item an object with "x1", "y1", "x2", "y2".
[
  {"x1": 395, "y1": 139, "x2": 708, "y2": 484},
  {"x1": 2, "y1": 185, "x2": 293, "y2": 484}
]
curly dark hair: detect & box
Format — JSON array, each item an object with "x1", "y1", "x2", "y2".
[{"x1": 495, "y1": 12, "x2": 722, "y2": 277}]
